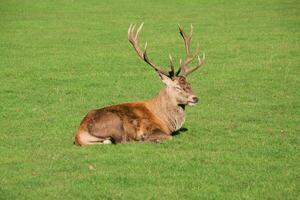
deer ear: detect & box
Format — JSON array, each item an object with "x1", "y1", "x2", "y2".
[{"x1": 157, "y1": 71, "x2": 174, "y2": 86}]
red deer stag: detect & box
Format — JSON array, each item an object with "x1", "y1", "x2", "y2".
[{"x1": 75, "y1": 23, "x2": 205, "y2": 145}]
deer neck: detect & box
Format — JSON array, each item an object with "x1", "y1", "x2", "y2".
[{"x1": 147, "y1": 87, "x2": 186, "y2": 133}]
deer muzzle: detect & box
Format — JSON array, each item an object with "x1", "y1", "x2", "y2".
[{"x1": 188, "y1": 95, "x2": 199, "y2": 106}]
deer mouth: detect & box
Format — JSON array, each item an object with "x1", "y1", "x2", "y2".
[{"x1": 188, "y1": 101, "x2": 198, "y2": 106}]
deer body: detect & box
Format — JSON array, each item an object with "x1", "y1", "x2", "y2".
[
  {"x1": 75, "y1": 87, "x2": 186, "y2": 145},
  {"x1": 75, "y1": 23, "x2": 205, "y2": 145}
]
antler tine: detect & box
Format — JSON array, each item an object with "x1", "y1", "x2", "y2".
[
  {"x1": 135, "y1": 22, "x2": 144, "y2": 40},
  {"x1": 184, "y1": 53, "x2": 205, "y2": 76},
  {"x1": 168, "y1": 54, "x2": 175, "y2": 76},
  {"x1": 128, "y1": 23, "x2": 132, "y2": 36},
  {"x1": 182, "y1": 42, "x2": 200, "y2": 67},
  {"x1": 178, "y1": 24, "x2": 193, "y2": 57},
  {"x1": 128, "y1": 23, "x2": 171, "y2": 77},
  {"x1": 189, "y1": 24, "x2": 193, "y2": 39},
  {"x1": 177, "y1": 24, "x2": 205, "y2": 77}
]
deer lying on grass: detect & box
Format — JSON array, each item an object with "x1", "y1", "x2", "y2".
[{"x1": 75, "y1": 23, "x2": 205, "y2": 145}]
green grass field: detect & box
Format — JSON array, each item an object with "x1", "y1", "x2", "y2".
[{"x1": 1, "y1": 0, "x2": 299, "y2": 199}]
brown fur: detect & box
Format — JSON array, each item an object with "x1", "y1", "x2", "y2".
[{"x1": 75, "y1": 102, "x2": 172, "y2": 145}]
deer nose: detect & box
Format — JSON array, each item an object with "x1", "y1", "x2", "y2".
[{"x1": 192, "y1": 96, "x2": 199, "y2": 103}]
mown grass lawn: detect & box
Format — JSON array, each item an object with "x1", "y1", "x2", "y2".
[{"x1": 0, "y1": 0, "x2": 299, "y2": 199}]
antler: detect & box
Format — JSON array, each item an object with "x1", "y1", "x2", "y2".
[
  {"x1": 128, "y1": 23, "x2": 174, "y2": 77},
  {"x1": 177, "y1": 24, "x2": 205, "y2": 77}
]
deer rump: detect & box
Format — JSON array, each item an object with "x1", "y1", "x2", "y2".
[{"x1": 75, "y1": 102, "x2": 171, "y2": 145}]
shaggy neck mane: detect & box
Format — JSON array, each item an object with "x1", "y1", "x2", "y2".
[{"x1": 147, "y1": 87, "x2": 186, "y2": 133}]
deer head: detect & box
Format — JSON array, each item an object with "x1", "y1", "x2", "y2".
[{"x1": 128, "y1": 23, "x2": 205, "y2": 106}]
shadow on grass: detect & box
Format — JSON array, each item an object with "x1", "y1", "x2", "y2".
[{"x1": 172, "y1": 127, "x2": 188, "y2": 137}]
